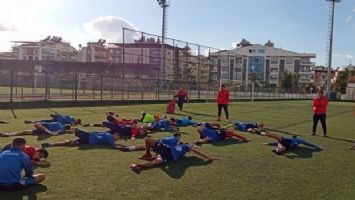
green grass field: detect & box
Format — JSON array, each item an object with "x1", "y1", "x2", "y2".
[{"x1": 0, "y1": 101, "x2": 354, "y2": 200}]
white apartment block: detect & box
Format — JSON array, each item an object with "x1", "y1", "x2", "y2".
[
  {"x1": 210, "y1": 40, "x2": 316, "y2": 86},
  {"x1": 12, "y1": 36, "x2": 77, "y2": 62}
]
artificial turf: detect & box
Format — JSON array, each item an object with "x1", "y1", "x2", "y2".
[{"x1": 0, "y1": 100, "x2": 354, "y2": 200}]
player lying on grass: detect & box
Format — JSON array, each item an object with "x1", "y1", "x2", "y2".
[
  {"x1": 0, "y1": 138, "x2": 45, "y2": 191},
  {"x1": 0, "y1": 120, "x2": 9, "y2": 124},
  {"x1": 195, "y1": 122, "x2": 248, "y2": 145},
  {"x1": 235, "y1": 121, "x2": 265, "y2": 134},
  {"x1": 261, "y1": 132, "x2": 322, "y2": 154},
  {"x1": 25, "y1": 113, "x2": 81, "y2": 126},
  {"x1": 117, "y1": 133, "x2": 183, "y2": 152},
  {"x1": 41, "y1": 128, "x2": 123, "y2": 149},
  {"x1": 1, "y1": 144, "x2": 50, "y2": 167},
  {"x1": 0, "y1": 122, "x2": 71, "y2": 137},
  {"x1": 175, "y1": 116, "x2": 198, "y2": 127},
  {"x1": 83, "y1": 112, "x2": 138, "y2": 127},
  {"x1": 129, "y1": 137, "x2": 219, "y2": 172},
  {"x1": 140, "y1": 111, "x2": 163, "y2": 123},
  {"x1": 145, "y1": 118, "x2": 179, "y2": 132},
  {"x1": 101, "y1": 121, "x2": 148, "y2": 140}
]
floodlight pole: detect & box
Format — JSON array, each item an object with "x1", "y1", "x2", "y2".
[
  {"x1": 157, "y1": 0, "x2": 169, "y2": 99},
  {"x1": 326, "y1": 0, "x2": 341, "y2": 93}
]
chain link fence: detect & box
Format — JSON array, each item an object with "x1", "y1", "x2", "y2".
[{"x1": 0, "y1": 71, "x2": 316, "y2": 102}]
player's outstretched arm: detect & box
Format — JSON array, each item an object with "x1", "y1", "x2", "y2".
[{"x1": 190, "y1": 146, "x2": 219, "y2": 161}]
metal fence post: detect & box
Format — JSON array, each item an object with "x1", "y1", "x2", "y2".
[
  {"x1": 111, "y1": 78, "x2": 114, "y2": 99},
  {"x1": 126, "y1": 79, "x2": 129, "y2": 99},
  {"x1": 141, "y1": 80, "x2": 144, "y2": 101},
  {"x1": 45, "y1": 72, "x2": 49, "y2": 100},
  {"x1": 21, "y1": 75, "x2": 24, "y2": 100},
  {"x1": 74, "y1": 74, "x2": 78, "y2": 101},
  {"x1": 10, "y1": 71, "x2": 14, "y2": 103},
  {"x1": 251, "y1": 82, "x2": 254, "y2": 102},
  {"x1": 100, "y1": 75, "x2": 104, "y2": 101},
  {"x1": 92, "y1": 79, "x2": 95, "y2": 99}
]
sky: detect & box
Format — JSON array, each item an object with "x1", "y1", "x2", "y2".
[{"x1": 0, "y1": 0, "x2": 354, "y2": 68}]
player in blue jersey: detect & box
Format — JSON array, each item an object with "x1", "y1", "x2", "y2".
[
  {"x1": 145, "y1": 118, "x2": 178, "y2": 132},
  {"x1": 41, "y1": 128, "x2": 122, "y2": 149},
  {"x1": 101, "y1": 121, "x2": 148, "y2": 140},
  {"x1": 195, "y1": 122, "x2": 248, "y2": 144},
  {"x1": 117, "y1": 133, "x2": 183, "y2": 153},
  {"x1": 261, "y1": 131, "x2": 322, "y2": 154},
  {"x1": 129, "y1": 138, "x2": 219, "y2": 172},
  {"x1": 25, "y1": 113, "x2": 81, "y2": 126},
  {"x1": 175, "y1": 116, "x2": 198, "y2": 127},
  {"x1": 0, "y1": 138, "x2": 45, "y2": 191},
  {"x1": 0, "y1": 122, "x2": 71, "y2": 137},
  {"x1": 235, "y1": 121, "x2": 266, "y2": 134}
]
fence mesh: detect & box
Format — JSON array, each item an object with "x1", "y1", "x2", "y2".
[{"x1": 0, "y1": 28, "x2": 346, "y2": 102}]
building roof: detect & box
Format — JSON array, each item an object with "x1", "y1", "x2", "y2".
[
  {"x1": 341, "y1": 62, "x2": 355, "y2": 71},
  {"x1": 231, "y1": 44, "x2": 316, "y2": 57},
  {"x1": 110, "y1": 42, "x2": 183, "y2": 50}
]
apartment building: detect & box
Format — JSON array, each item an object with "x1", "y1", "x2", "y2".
[
  {"x1": 11, "y1": 36, "x2": 77, "y2": 62},
  {"x1": 210, "y1": 39, "x2": 316, "y2": 86}
]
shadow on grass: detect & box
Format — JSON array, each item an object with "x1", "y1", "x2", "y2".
[
  {"x1": 323, "y1": 136, "x2": 355, "y2": 144},
  {"x1": 182, "y1": 111, "x2": 215, "y2": 117},
  {"x1": 36, "y1": 131, "x2": 73, "y2": 141},
  {"x1": 267, "y1": 128, "x2": 355, "y2": 144},
  {"x1": 265, "y1": 128, "x2": 299, "y2": 136},
  {"x1": 0, "y1": 184, "x2": 47, "y2": 200},
  {"x1": 77, "y1": 144, "x2": 117, "y2": 151},
  {"x1": 277, "y1": 147, "x2": 320, "y2": 159},
  {"x1": 273, "y1": 109, "x2": 352, "y2": 130},
  {"x1": 11, "y1": 109, "x2": 17, "y2": 119},
  {"x1": 80, "y1": 107, "x2": 99, "y2": 114},
  {"x1": 211, "y1": 139, "x2": 246, "y2": 147},
  {"x1": 160, "y1": 156, "x2": 213, "y2": 179}
]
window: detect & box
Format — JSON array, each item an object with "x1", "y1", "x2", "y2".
[
  {"x1": 286, "y1": 57, "x2": 294, "y2": 64},
  {"x1": 249, "y1": 49, "x2": 256, "y2": 53},
  {"x1": 236, "y1": 58, "x2": 242, "y2": 64},
  {"x1": 271, "y1": 57, "x2": 279, "y2": 64},
  {"x1": 258, "y1": 49, "x2": 265, "y2": 54},
  {"x1": 230, "y1": 59, "x2": 234, "y2": 68}
]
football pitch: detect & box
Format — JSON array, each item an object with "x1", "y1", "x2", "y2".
[{"x1": 0, "y1": 100, "x2": 354, "y2": 200}]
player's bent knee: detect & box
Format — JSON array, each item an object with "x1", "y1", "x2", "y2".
[{"x1": 34, "y1": 174, "x2": 45, "y2": 183}]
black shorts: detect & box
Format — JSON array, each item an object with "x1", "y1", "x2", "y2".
[
  {"x1": 153, "y1": 142, "x2": 173, "y2": 162},
  {"x1": 0, "y1": 183, "x2": 24, "y2": 191},
  {"x1": 279, "y1": 137, "x2": 292, "y2": 150},
  {"x1": 75, "y1": 131, "x2": 90, "y2": 145},
  {"x1": 32, "y1": 129, "x2": 47, "y2": 135},
  {"x1": 217, "y1": 130, "x2": 227, "y2": 141}
]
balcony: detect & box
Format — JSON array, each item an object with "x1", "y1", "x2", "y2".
[
  {"x1": 300, "y1": 61, "x2": 315, "y2": 66},
  {"x1": 299, "y1": 79, "x2": 314, "y2": 83},
  {"x1": 299, "y1": 71, "x2": 313, "y2": 75}
]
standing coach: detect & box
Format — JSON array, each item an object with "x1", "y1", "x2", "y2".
[
  {"x1": 312, "y1": 90, "x2": 328, "y2": 137},
  {"x1": 217, "y1": 84, "x2": 230, "y2": 123}
]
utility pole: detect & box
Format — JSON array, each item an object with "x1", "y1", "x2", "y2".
[
  {"x1": 325, "y1": 0, "x2": 341, "y2": 93},
  {"x1": 157, "y1": 0, "x2": 170, "y2": 99}
]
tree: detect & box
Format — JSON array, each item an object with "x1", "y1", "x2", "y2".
[
  {"x1": 332, "y1": 69, "x2": 351, "y2": 94},
  {"x1": 182, "y1": 67, "x2": 194, "y2": 82},
  {"x1": 279, "y1": 72, "x2": 293, "y2": 89}
]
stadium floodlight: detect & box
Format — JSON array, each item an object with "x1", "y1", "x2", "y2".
[
  {"x1": 325, "y1": 0, "x2": 341, "y2": 94},
  {"x1": 156, "y1": 0, "x2": 170, "y2": 99}
]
